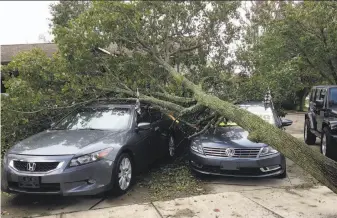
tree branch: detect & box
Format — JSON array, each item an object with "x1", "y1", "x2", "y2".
[
  {"x1": 179, "y1": 103, "x2": 206, "y2": 117},
  {"x1": 170, "y1": 43, "x2": 203, "y2": 56},
  {"x1": 97, "y1": 87, "x2": 185, "y2": 113},
  {"x1": 149, "y1": 92, "x2": 196, "y2": 105},
  {"x1": 188, "y1": 116, "x2": 217, "y2": 139},
  {"x1": 213, "y1": 116, "x2": 225, "y2": 134}
]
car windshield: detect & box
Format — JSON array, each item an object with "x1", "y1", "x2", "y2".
[
  {"x1": 53, "y1": 107, "x2": 132, "y2": 131},
  {"x1": 329, "y1": 88, "x2": 337, "y2": 105},
  {"x1": 219, "y1": 104, "x2": 275, "y2": 126}
]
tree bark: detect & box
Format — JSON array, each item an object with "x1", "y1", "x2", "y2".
[
  {"x1": 296, "y1": 88, "x2": 309, "y2": 112},
  {"x1": 156, "y1": 56, "x2": 337, "y2": 194}
]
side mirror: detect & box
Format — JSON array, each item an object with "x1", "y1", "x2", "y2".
[
  {"x1": 281, "y1": 118, "x2": 293, "y2": 127},
  {"x1": 50, "y1": 122, "x2": 56, "y2": 128},
  {"x1": 315, "y1": 99, "x2": 324, "y2": 107},
  {"x1": 136, "y1": 122, "x2": 151, "y2": 131}
]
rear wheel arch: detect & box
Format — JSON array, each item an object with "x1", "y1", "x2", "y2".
[
  {"x1": 304, "y1": 117, "x2": 316, "y2": 145},
  {"x1": 322, "y1": 121, "x2": 332, "y2": 132},
  {"x1": 321, "y1": 127, "x2": 333, "y2": 158},
  {"x1": 306, "y1": 113, "x2": 315, "y2": 129}
]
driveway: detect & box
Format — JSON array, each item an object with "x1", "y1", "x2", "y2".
[{"x1": 0, "y1": 112, "x2": 321, "y2": 218}]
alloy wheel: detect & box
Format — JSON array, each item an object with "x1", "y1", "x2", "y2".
[
  {"x1": 169, "y1": 136, "x2": 175, "y2": 157},
  {"x1": 118, "y1": 157, "x2": 132, "y2": 190},
  {"x1": 304, "y1": 123, "x2": 307, "y2": 141}
]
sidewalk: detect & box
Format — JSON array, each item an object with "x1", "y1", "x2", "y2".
[{"x1": 39, "y1": 186, "x2": 337, "y2": 218}]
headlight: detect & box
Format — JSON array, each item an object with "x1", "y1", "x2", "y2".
[
  {"x1": 259, "y1": 146, "x2": 278, "y2": 157},
  {"x1": 331, "y1": 123, "x2": 337, "y2": 132},
  {"x1": 69, "y1": 148, "x2": 113, "y2": 167},
  {"x1": 190, "y1": 141, "x2": 204, "y2": 154}
]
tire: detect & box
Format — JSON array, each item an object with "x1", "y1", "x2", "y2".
[
  {"x1": 112, "y1": 153, "x2": 134, "y2": 195},
  {"x1": 304, "y1": 119, "x2": 316, "y2": 145},
  {"x1": 167, "y1": 135, "x2": 176, "y2": 158},
  {"x1": 321, "y1": 127, "x2": 335, "y2": 159}
]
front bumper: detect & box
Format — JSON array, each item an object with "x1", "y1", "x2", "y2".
[
  {"x1": 1, "y1": 154, "x2": 114, "y2": 196},
  {"x1": 189, "y1": 150, "x2": 286, "y2": 177}
]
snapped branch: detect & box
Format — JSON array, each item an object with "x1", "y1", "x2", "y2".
[
  {"x1": 149, "y1": 92, "x2": 196, "y2": 105},
  {"x1": 188, "y1": 116, "x2": 217, "y2": 140},
  {"x1": 170, "y1": 43, "x2": 203, "y2": 56}
]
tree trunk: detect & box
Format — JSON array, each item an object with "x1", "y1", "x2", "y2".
[
  {"x1": 296, "y1": 88, "x2": 309, "y2": 112},
  {"x1": 158, "y1": 58, "x2": 337, "y2": 194}
]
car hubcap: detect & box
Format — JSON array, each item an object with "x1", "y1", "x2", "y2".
[
  {"x1": 118, "y1": 157, "x2": 132, "y2": 190},
  {"x1": 322, "y1": 134, "x2": 327, "y2": 156},
  {"x1": 304, "y1": 123, "x2": 307, "y2": 140},
  {"x1": 169, "y1": 136, "x2": 175, "y2": 157}
]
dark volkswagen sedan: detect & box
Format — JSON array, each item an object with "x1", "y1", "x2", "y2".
[
  {"x1": 1, "y1": 102, "x2": 181, "y2": 196},
  {"x1": 189, "y1": 102, "x2": 292, "y2": 178}
]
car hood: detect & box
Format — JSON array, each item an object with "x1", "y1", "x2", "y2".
[
  {"x1": 8, "y1": 129, "x2": 130, "y2": 156},
  {"x1": 196, "y1": 126, "x2": 267, "y2": 148}
]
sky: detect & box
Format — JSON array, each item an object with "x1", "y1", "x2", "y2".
[{"x1": 0, "y1": 1, "x2": 55, "y2": 45}]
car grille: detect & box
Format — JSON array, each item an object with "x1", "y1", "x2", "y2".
[
  {"x1": 203, "y1": 147, "x2": 261, "y2": 158},
  {"x1": 13, "y1": 161, "x2": 59, "y2": 172},
  {"x1": 202, "y1": 166, "x2": 278, "y2": 176}
]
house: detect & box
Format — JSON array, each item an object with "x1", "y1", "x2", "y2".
[
  {"x1": 0, "y1": 41, "x2": 188, "y2": 94},
  {"x1": 1, "y1": 43, "x2": 58, "y2": 93},
  {"x1": 0, "y1": 43, "x2": 120, "y2": 93}
]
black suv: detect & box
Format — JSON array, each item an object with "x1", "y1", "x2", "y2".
[{"x1": 304, "y1": 85, "x2": 337, "y2": 159}]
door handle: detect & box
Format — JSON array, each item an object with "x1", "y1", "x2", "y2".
[{"x1": 154, "y1": 126, "x2": 160, "y2": 131}]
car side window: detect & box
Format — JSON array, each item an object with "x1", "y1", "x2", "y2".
[
  {"x1": 309, "y1": 89, "x2": 315, "y2": 101},
  {"x1": 137, "y1": 107, "x2": 151, "y2": 123},
  {"x1": 324, "y1": 92, "x2": 328, "y2": 108},
  {"x1": 329, "y1": 88, "x2": 337, "y2": 103},
  {"x1": 320, "y1": 89, "x2": 327, "y2": 100},
  {"x1": 150, "y1": 108, "x2": 162, "y2": 123},
  {"x1": 315, "y1": 88, "x2": 322, "y2": 101}
]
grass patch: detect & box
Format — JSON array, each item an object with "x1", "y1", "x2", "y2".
[
  {"x1": 138, "y1": 157, "x2": 206, "y2": 201},
  {"x1": 1, "y1": 192, "x2": 11, "y2": 197}
]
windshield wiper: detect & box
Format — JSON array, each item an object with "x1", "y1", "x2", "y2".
[{"x1": 76, "y1": 128, "x2": 105, "y2": 131}]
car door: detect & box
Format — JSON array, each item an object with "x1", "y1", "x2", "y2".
[
  {"x1": 149, "y1": 108, "x2": 167, "y2": 158},
  {"x1": 308, "y1": 88, "x2": 317, "y2": 128},
  {"x1": 316, "y1": 88, "x2": 327, "y2": 132},
  {"x1": 135, "y1": 107, "x2": 156, "y2": 165}
]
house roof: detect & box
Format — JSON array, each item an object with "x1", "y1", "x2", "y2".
[{"x1": 1, "y1": 43, "x2": 58, "y2": 64}]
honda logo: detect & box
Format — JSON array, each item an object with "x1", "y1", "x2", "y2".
[{"x1": 27, "y1": 162, "x2": 36, "y2": 171}]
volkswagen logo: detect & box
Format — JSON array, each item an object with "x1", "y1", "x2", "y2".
[
  {"x1": 225, "y1": 148, "x2": 235, "y2": 157},
  {"x1": 27, "y1": 162, "x2": 36, "y2": 172}
]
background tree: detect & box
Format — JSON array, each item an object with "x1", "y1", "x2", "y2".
[{"x1": 237, "y1": 1, "x2": 337, "y2": 111}]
